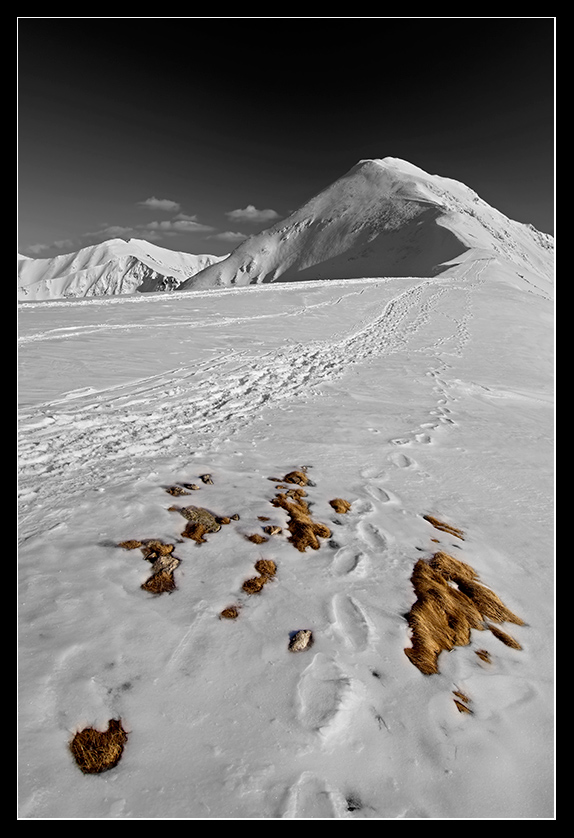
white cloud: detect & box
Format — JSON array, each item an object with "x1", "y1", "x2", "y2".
[
  {"x1": 145, "y1": 219, "x2": 215, "y2": 234},
  {"x1": 225, "y1": 205, "x2": 280, "y2": 224},
  {"x1": 138, "y1": 197, "x2": 181, "y2": 212},
  {"x1": 208, "y1": 231, "x2": 248, "y2": 242}
]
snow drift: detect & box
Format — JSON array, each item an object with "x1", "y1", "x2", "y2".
[
  {"x1": 17, "y1": 238, "x2": 227, "y2": 301},
  {"x1": 178, "y1": 157, "x2": 554, "y2": 292}
]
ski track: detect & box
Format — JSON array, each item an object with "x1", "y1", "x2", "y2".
[{"x1": 18, "y1": 263, "x2": 488, "y2": 517}]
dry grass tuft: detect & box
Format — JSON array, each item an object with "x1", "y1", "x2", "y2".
[
  {"x1": 254, "y1": 559, "x2": 276, "y2": 579},
  {"x1": 454, "y1": 699, "x2": 473, "y2": 715},
  {"x1": 423, "y1": 515, "x2": 465, "y2": 540},
  {"x1": 69, "y1": 719, "x2": 128, "y2": 774},
  {"x1": 263, "y1": 525, "x2": 282, "y2": 536},
  {"x1": 329, "y1": 498, "x2": 352, "y2": 514},
  {"x1": 283, "y1": 470, "x2": 309, "y2": 486},
  {"x1": 181, "y1": 522, "x2": 208, "y2": 543},
  {"x1": 118, "y1": 540, "x2": 143, "y2": 550},
  {"x1": 200, "y1": 474, "x2": 214, "y2": 484},
  {"x1": 242, "y1": 576, "x2": 267, "y2": 595},
  {"x1": 271, "y1": 492, "x2": 331, "y2": 552},
  {"x1": 404, "y1": 552, "x2": 524, "y2": 675},
  {"x1": 220, "y1": 605, "x2": 240, "y2": 619},
  {"x1": 475, "y1": 648, "x2": 492, "y2": 663},
  {"x1": 166, "y1": 486, "x2": 191, "y2": 496},
  {"x1": 141, "y1": 569, "x2": 177, "y2": 594},
  {"x1": 453, "y1": 690, "x2": 471, "y2": 704},
  {"x1": 487, "y1": 624, "x2": 522, "y2": 649},
  {"x1": 245, "y1": 533, "x2": 268, "y2": 544}
]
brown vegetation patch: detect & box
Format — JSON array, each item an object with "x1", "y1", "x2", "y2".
[
  {"x1": 404, "y1": 552, "x2": 524, "y2": 675},
  {"x1": 329, "y1": 498, "x2": 352, "y2": 514},
  {"x1": 242, "y1": 576, "x2": 268, "y2": 595},
  {"x1": 254, "y1": 559, "x2": 276, "y2": 578},
  {"x1": 200, "y1": 474, "x2": 214, "y2": 484},
  {"x1": 118, "y1": 539, "x2": 143, "y2": 551},
  {"x1": 263, "y1": 525, "x2": 282, "y2": 536},
  {"x1": 453, "y1": 690, "x2": 471, "y2": 704},
  {"x1": 245, "y1": 533, "x2": 268, "y2": 544},
  {"x1": 487, "y1": 624, "x2": 522, "y2": 649},
  {"x1": 69, "y1": 719, "x2": 128, "y2": 774},
  {"x1": 141, "y1": 569, "x2": 177, "y2": 594},
  {"x1": 475, "y1": 648, "x2": 492, "y2": 663},
  {"x1": 119, "y1": 539, "x2": 180, "y2": 594},
  {"x1": 220, "y1": 605, "x2": 240, "y2": 619},
  {"x1": 283, "y1": 470, "x2": 309, "y2": 486},
  {"x1": 166, "y1": 486, "x2": 191, "y2": 496},
  {"x1": 454, "y1": 699, "x2": 473, "y2": 715},
  {"x1": 271, "y1": 492, "x2": 331, "y2": 552},
  {"x1": 423, "y1": 515, "x2": 465, "y2": 540},
  {"x1": 241, "y1": 559, "x2": 277, "y2": 595},
  {"x1": 170, "y1": 505, "x2": 225, "y2": 543}
]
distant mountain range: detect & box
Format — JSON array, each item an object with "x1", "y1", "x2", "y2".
[
  {"x1": 17, "y1": 238, "x2": 226, "y2": 301},
  {"x1": 18, "y1": 158, "x2": 553, "y2": 301}
]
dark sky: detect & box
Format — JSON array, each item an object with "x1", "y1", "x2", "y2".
[{"x1": 18, "y1": 17, "x2": 555, "y2": 258}]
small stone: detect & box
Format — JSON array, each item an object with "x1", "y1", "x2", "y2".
[
  {"x1": 288, "y1": 630, "x2": 313, "y2": 652},
  {"x1": 166, "y1": 486, "x2": 191, "y2": 496}
]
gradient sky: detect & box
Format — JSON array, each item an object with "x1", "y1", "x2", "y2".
[{"x1": 18, "y1": 17, "x2": 555, "y2": 258}]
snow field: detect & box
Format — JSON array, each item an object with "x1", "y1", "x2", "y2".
[{"x1": 18, "y1": 264, "x2": 554, "y2": 818}]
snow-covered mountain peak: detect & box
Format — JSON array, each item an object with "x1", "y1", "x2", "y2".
[{"x1": 178, "y1": 158, "x2": 553, "y2": 293}]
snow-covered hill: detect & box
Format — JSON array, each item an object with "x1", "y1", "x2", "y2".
[
  {"x1": 179, "y1": 158, "x2": 554, "y2": 295},
  {"x1": 17, "y1": 239, "x2": 227, "y2": 301}
]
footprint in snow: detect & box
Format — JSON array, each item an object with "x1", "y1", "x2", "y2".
[
  {"x1": 332, "y1": 547, "x2": 366, "y2": 576},
  {"x1": 388, "y1": 451, "x2": 416, "y2": 469},
  {"x1": 296, "y1": 653, "x2": 351, "y2": 733},
  {"x1": 280, "y1": 772, "x2": 337, "y2": 818},
  {"x1": 331, "y1": 593, "x2": 372, "y2": 651}
]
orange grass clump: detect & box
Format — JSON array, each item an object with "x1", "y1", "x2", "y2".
[
  {"x1": 404, "y1": 552, "x2": 524, "y2": 675},
  {"x1": 329, "y1": 498, "x2": 352, "y2": 514},
  {"x1": 283, "y1": 470, "x2": 309, "y2": 486},
  {"x1": 119, "y1": 539, "x2": 180, "y2": 594},
  {"x1": 271, "y1": 492, "x2": 331, "y2": 552},
  {"x1": 245, "y1": 533, "x2": 268, "y2": 544},
  {"x1": 242, "y1": 559, "x2": 277, "y2": 595},
  {"x1": 69, "y1": 719, "x2": 128, "y2": 774},
  {"x1": 423, "y1": 515, "x2": 465, "y2": 540},
  {"x1": 220, "y1": 605, "x2": 240, "y2": 619}
]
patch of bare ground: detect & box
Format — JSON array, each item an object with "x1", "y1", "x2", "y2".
[
  {"x1": 271, "y1": 491, "x2": 331, "y2": 552},
  {"x1": 245, "y1": 533, "x2": 268, "y2": 544},
  {"x1": 241, "y1": 559, "x2": 277, "y2": 596},
  {"x1": 404, "y1": 551, "x2": 524, "y2": 675},
  {"x1": 220, "y1": 605, "x2": 240, "y2": 620},
  {"x1": 329, "y1": 498, "x2": 352, "y2": 514},
  {"x1": 118, "y1": 538, "x2": 181, "y2": 594},
  {"x1": 423, "y1": 514, "x2": 465, "y2": 540},
  {"x1": 69, "y1": 719, "x2": 128, "y2": 774},
  {"x1": 168, "y1": 505, "x2": 235, "y2": 544}
]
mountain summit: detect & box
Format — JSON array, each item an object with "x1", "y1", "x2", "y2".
[{"x1": 179, "y1": 157, "x2": 553, "y2": 292}]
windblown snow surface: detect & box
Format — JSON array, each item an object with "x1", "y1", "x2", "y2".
[{"x1": 18, "y1": 251, "x2": 554, "y2": 819}]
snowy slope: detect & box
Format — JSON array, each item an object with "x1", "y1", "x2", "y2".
[
  {"x1": 17, "y1": 239, "x2": 227, "y2": 301},
  {"x1": 179, "y1": 158, "x2": 554, "y2": 295},
  {"x1": 18, "y1": 253, "x2": 554, "y2": 818}
]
